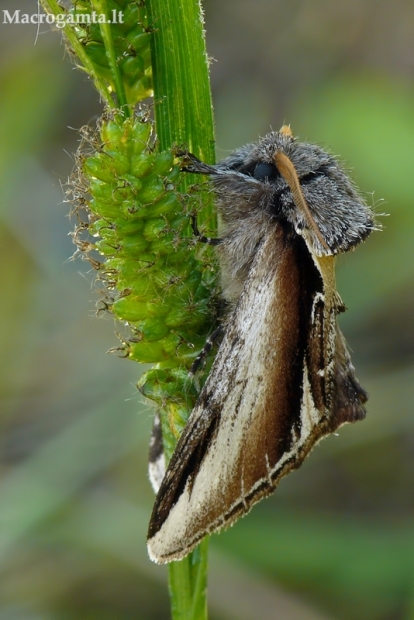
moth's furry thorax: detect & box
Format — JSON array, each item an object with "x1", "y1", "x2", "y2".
[{"x1": 187, "y1": 128, "x2": 375, "y2": 304}]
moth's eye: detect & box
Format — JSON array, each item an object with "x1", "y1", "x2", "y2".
[{"x1": 253, "y1": 162, "x2": 278, "y2": 181}]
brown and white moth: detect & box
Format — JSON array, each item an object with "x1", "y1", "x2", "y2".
[{"x1": 147, "y1": 126, "x2": 376, "y2": 564}]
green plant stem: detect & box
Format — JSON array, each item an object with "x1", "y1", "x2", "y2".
[
  {"x1": 169, "y1": 538, "x2": 209, "y2": 620},
  {"x1": 147, "y1": 0, "x2": 215, "y2": 192},
  {"x1": 146, "y1": 0, "x2": 215, "y2": 618},
  {"x1": 39, "y1": 0, "x2": 114, "y2": 104},
  {"x1": 90, "y1": 0, "x2": 130, "y2": 112}
]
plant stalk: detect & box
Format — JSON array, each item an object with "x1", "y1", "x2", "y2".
[{"x1": 146, "y1": 0, "x2": 215, "y2": 617}]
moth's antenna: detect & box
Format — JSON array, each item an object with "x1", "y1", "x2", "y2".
[{"x1": 274, "y1": 151, "x2": 330, "y2": 252}]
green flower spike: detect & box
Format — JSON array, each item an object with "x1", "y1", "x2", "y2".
[
  {"x1": 40, "y1": 0, "x2": 152, "y2": 106},
  {"x1": 69, "y1": 0, "x2": 152, "y2": 103},
  {"x1": 70, "y1": 109, "x2": 217, "y2": 451}
]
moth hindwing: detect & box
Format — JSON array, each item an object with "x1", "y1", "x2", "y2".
[{"x1": 147, "y1": 126, "x2": 374, "y2": 564}]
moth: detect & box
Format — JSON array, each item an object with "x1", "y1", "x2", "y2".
[{"x1": 147, "y1": 126, "x2": 376, "y2": 564}]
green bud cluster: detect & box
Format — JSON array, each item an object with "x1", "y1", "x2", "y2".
[
  {"x1": 69, "y1": 0, "x2": 152, "y2": 103},
  {"x1": 70, "y1": 110, "x2": 217, "y2": 439}
]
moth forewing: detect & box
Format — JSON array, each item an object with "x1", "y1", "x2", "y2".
[
  {"x1": 148, "y1": 228, "x2": 298, "y2": 562},
  {"x1": 310, "y1": 254, "x2": 367, "y2": 427}
]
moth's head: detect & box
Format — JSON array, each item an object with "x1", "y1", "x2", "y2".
[
  {"x1": 186, "y1": 126, "x2": 376, "y2": 256},
  {"x1": 220, "y1": 125, "x2": 294, "y2": 187}
]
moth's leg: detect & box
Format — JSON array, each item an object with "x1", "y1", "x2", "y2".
[
  {"x1": 191, "y1": 214, "x2": 222, "y2": 246},
  {"x1": 189, "y1": 325, "x2": 225, "y2": 377},
  {"x1": 189, "y1": 210, "x2": 223, "y2": 370},
  {"x1": 148, "y1": 412, "x2": 166, "y2": 493}
]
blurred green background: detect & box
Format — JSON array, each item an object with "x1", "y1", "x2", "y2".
[{"x1": 1, "y1": 1, "x2": 413, "y2": 619}]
